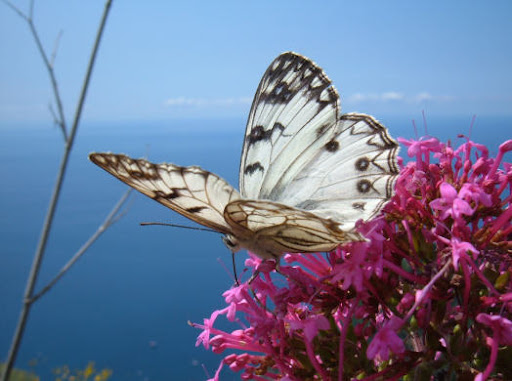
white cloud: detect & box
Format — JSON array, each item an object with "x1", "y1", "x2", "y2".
[
  {"x1": 381, "y1": 92, "x2": 404, "y2": 101},
  {"x1": 413, "y1": 92, "x2": 456, "y2": 103},
  {"x1": 348, "y1": 92, "x2": 455, "y2": 104},
  {"x1": 164, "y1": 96, "x2": 252, "y2": 107},
  {"x1": 414, "y1": 92, "x2": 433, "y2": 102},
  {"x1": 348, "y1": 93, "x2": 372, "y2": 102},
  {"x1": 347, "y1": 92, "x2": 404, "y2": 102}
]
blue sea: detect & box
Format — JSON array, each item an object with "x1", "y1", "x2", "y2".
[{"x1": 1, "y1": 116, "x2": 511, "y2": 380}]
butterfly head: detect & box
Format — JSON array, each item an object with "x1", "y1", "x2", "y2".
[{"x1": 222, "y1": 234, "x2": 241, "y2": 253}]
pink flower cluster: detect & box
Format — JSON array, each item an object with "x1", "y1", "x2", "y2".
[{"x1": 192, "y1": 136, "x2": 512, "y2": 380}]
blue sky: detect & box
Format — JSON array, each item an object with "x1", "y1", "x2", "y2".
[{"x1": 0, "y1": 0, "x2": 511, "y2": 125}]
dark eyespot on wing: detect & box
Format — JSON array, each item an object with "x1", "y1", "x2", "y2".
[
  {"x1": 247, "y1": 122, "x2": 285, "y2": 145},
  {"x1": 352, "y1": 202, "x2": 366, "y2": 210},
  {"x1": 273, "y1": 122, "x2": 285, "y2": 134},
  {"x1": 355, "y1": 157, "x2": 370, "y2": 171},
  {"x1": 324, "y1": 139, "x2": 339, "y2": 152},
  {"x1": 315, "y1": 123, "x2": 330, "y2": 138},
  {"x1": 263, "y1": 81, "x2": 294, "y2": 104},
  {"x1": 129, "y1": 170, "x2": 143, "y2": 178},
  {"x1": 153, "y1": 188, "x2": 183, "y2": 200},
  {"x1": 247, "y1": 125, "x2": 266, "y2": 143},
  {"x1": 186, "y1": 206, "x2": 207, "y2": 213},
  {"x1": 357, "y1": 179, "x2": 372, "y2": 194},
  {"x1": 314, "y1": 85, "x2": 338, "y2": 111},
  {"x1": 244, "y1": 162, "x2": 264, "y2": 175}
]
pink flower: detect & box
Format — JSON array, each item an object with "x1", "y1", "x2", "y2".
[
  {"x1": 450, "y1": 237, "x2": 479, "y2": 270},
  {"x1": 288, "y1": 315, "x2": 330, "y2": 343},
  {"x1": 195, "y1": 308, "x2": 228, "y2": 349},
  {"x1": 430, "y1": 182, "x2": 474, "y2": 220},
  {"x1": 475, "y1": 314, "x2": 512, "y2": 381},
  {"x1": 207, "y1": 360, "x2": 224, "y2": 381},
  {"x1": 366, "y1": 316, "x2": 405, "y2": 362},
  {"x1": 331, "y1": 243, "x2": 367, "y2": 292},
  {"x1": 397, "y1": 293, "x2": 415, "y2": 314},
  {"x1": 398, "y1": 136, "x2": 441, "y2": 160},
  {"x1": 459, "y1": 183, "x2": 492, "y2": 207},
  {"x1": 476, "y1": 313, "x2": 512, "y2": 345}
]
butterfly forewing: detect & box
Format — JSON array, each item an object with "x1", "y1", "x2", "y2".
[
  {"x1": 89, "y1": 153, "x2": 240, "y2": 234},
  {"x1": 240, "y1": 52, "x2": 339, "y2": 200}
]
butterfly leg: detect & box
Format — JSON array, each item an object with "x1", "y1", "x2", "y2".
[
  {"x1": 247, "y1": 268, "x2": 260, "y2": 285},
  {"x1": 275, "y1": 259, "x2": 282, "y2": 274}
]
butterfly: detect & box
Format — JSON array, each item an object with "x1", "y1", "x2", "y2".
[{"x1": 89, "y1": 52, "x2": 399, "y2": 261}]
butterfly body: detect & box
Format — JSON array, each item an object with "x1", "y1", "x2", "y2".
[{"x1": 90, "y1": 52, "x2": 399, "y2": 260}]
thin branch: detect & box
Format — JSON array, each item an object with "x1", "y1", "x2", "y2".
[
  {"x1": 1, "y1": 0, "x2": 28, "y2": 20},
  {"x1": 49, "y1": 102, "x2": 60, "y2": 128},
  {"x1": 67, "y1": 2, "x2": 112, "y2": 147},
  {"x1": 28, "y1": 15, "x2": 68, "y2": 141},
  {"x1": 31, "y1": 189, "x2": 132, "y2": 303},
  {"x1": 2, "y1": 0, "x2": 68, "y2": 141},
  {"x1": 50, "y1": 30, "x2": 63, "y2": 68},
  {"x1": 0, "y1": 2, "x2": 114, "y2": 380},
  {"x1": 112, "y1": 193, "x2": 136, "y2": 224}
]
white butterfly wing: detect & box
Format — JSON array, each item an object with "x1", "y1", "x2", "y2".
[
  {"x1": 239, "y1": 52, "x2": 398, "y2": 231},
  {"x1": 89, "y1": 153, "x2": 240, "y2": 234},
  {"x1": 274, "y1": 113, "x2": 399, "y2": 230},
  {"x1": 239, "y1": 51, "x2": 339, "y2": 200}
]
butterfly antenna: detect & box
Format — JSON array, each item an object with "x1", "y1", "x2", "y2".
[
  {"x1": 231, "y1": 252, "x2": 240, "y2": 286},
  {"x1": 140, "y1": 222, "x2": 218, "y2": 233}
]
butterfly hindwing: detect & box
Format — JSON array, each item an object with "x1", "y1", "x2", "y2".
[
  {"x1": 224, "y1": 200, "x2": 363, "y2": 259},
  {"x1": 272, "y1": 113, "x2": 399, "y2": 230},
  {"x1": 240, "y1": 52, "x2": 340, "y2": 200},
  {"x1": 89, "y1": 153, "x2": 240, "y2": 234}
]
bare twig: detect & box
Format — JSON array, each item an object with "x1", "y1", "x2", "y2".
[
  {"x1": 28, "y1": 12, "x2": 68, "y2": 141},
  {"x1": 50, "y1": 30, "x2": 63, "y2": 68},
  {"x1": 112, "y1": 193, "x2": 135, "y2": 224},
  {"x1": 1, "y1": 1, "x2": 114, "y2": 380},
  {"x1": 1, "y1": 0, "x2": 27, "y2": 19},
  {"x1": 49, "y1": 102, "x2": 60, "y2": 128},
  {"x1": 31, "y1": 189, "x2": 132, "y2": 303},
  {"x1": 2, "y1": 0, "x2": 68, "y2": 141}
]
